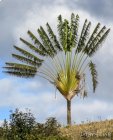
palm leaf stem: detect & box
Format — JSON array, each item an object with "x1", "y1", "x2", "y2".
[
  {"x1": 79, "y1": 63, "x2": 89, "y2": 75},
  {"x1": 36, "y1": 72, "x2": 54, "y2": 83},
  {"x1": 60, "y1": 52, "x2": 66, "y2": 71},
  {"x1": 55, "y1": 54, "x2": 64, "y2": 71},
  {"x1": 78, "y1": 56, "x2": 88, "y2": 73},
  {"x1": 72, "y1": 52, "x2": 78, "y2": 70},
  {"x1": 39, "y1": 69, "x2": 56, "y2": 81},
  {"x1": 41, "y1": 63, "x2": 57, "y2": 79},
  {"x1": 76, "y1": 52, "x2": 85, "y2": 71},
  {"x1": 72, "y1": 52, "x2": 79, "y2": 71},
  {"x1": 52, "y1": 57, "x2": 62, "y2": 72}
]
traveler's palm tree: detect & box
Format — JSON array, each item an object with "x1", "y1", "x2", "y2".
[{"x1": 4, "y1": 13, "x2": 110, "y2": 125}]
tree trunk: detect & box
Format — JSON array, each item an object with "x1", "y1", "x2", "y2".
[{"x1": 67, "y1": 99, "x2": 71, "y2": 126}]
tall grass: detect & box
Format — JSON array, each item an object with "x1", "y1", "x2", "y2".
[{"x1": 60, "y1": 119, "x2": 113, "y2": 140}]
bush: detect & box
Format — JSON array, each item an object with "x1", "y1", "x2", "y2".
[
  {"x1": 4, "y1": 108, "x2": 36, "y2": 140},
  {"x1": 43, "y1": 117, "x2": 61, "y2": 137},
  {"x1": 1, "y1": 109, "x2": 68, "y2": 140},
  {"x1": 28, "y1": 117, "x2": 67, "y2": 139}
]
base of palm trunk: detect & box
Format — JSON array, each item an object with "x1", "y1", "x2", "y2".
[{"x1": 67, "y1": 99, "x2": 71, "y2": 126}]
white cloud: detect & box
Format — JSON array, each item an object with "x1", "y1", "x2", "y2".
[
  {"x1": 0, "y1": 120, "x2": 4, "y2": 126},
  {"x1": 13, "y1": 1, "x2": 100, "y2": 46},
  {"x1": 0, "y1": 77, "x2": 113, "y2": 124}
]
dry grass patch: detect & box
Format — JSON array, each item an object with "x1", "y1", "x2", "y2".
[{"x1": 60, "y1": 119, "x2": 113, "y2": 140}]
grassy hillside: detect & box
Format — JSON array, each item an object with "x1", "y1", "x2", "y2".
[
  {"x1": 60, "y1": 119, "x2": 113, "y2": 140},
  {"x1": 1, "y1": 110, "x2": 113, "y2": 140}
]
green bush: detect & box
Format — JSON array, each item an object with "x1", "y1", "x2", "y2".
[
  {"x1": 0, "y1": 109, "x2": 68, "y2": 140},
  {"x1": 2, "y1": 109, "x2": 36, "y2": 140}
]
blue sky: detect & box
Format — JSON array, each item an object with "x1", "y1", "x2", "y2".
[{"x1": 0, "y1": 0, "x2": 113, "y2": 125}]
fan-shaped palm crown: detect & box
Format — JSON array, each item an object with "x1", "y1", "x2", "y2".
[{"x1": 4, "y1": 13, "x2": 110, "y2": 100}]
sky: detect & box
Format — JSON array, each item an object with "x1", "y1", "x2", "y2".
[{"x1": 0, "y1": 0, "x2": 113, "y2": 125}]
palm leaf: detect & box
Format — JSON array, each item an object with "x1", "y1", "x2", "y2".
[
  {"x1": 20, "y1": 38, "x2": 46, "y2": 56},
  {"x1": 4, "y1": 71, "x2": 36, "y2": 78},
  {"x1": 76, "y1": 19, "x2": 88, "y2": 52},
  {"x1": 37, "y1": 27, "x2": 55, "y2": 57},
  {"x1": 14, "y1": 46, "x2": 43, "y2": 63},
  {"x1": 89, "y1": 61, "x2": 98, "y2": 92},
  {"x1": 57, "y1": 15, "x2": 64, "y2": 48},
  {"x1": 63, "y1": 19, "x2": 70, "y2": 52},
  {"x1": 84, "y1": 23, "x2": 101, "y2": 54},
  {"x1": 85, "y1": 26, "x2": 107, "y2": 56},
  {"x1": 4, "y1": 63, "x2": 37, "y2": 78},
  {"x1": 27, "y1": 30, "x2": 49, "y2": 56},
  {"x1": 46, "y1": 22, "x2": 62, "y2": 51},
  {"x1": 40, "y1": 26, "x2": 57, "y2": 54},
  {"x1": 70, "y1": 13, "x2": 79, "y2": 49},
  {"x1": 12, "y1": 54, "x2": 42, "y2": 67},
  {"x1": 5, "y1": 63, "x2": 37, "y2": 70},
  {"x1": 88, "y1": 28, "x2": 110, "y2": 56}
]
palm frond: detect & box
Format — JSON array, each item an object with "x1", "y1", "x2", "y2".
[
  {"x1": 4, "y1": 63, "x2": 37, "y2": 78},
  {"x1": 5, "y1": 63, "x2": 37, "y2": 70},
  {"x1": 84, "y1": 23, "x2": 101, "y2": 54},
  {"x1": 63, "y1": 19, "x2": 71, "y2": 52},
  {"x1": 57, "y1": 15, "x2": 72, "y2": 52},
  {"x1": 57, "y1": 15, "x2": 64, "y2": 48},
  {"x1": 88, "y1": 28, "x2": 110, "y2": 56},
  {"x1": 89, "y1": 61, "x2": 98, "y2": 92},
  {"x1": 70, "y1": 13, "x2": 79, "y2": 49},
  {"x1": 76, "y1": 19, "x2": 87, "y2": 52},
  {"x1": 37, "y1": 28, "x2": 55, "y2": 57},
  {"x1": 85, "y1": 26, "x2": 107, "y2": 56},
  {"x1": 27, "y1": 30, "x2": 49, "y2": 56},
  {"x1": 4, "y1": 71, "x2": 36, "y2": 78},
  {"x1": 20, "y1": 38, "x2": 46, "y2": 56},
  {"x1": 82, "y1": 22, "x2": 91, "y2": 47},
  {"x1": 40, "y1": 26, "x2": 57, "y2": 54},
  {"x1": 12, "y1": 54, "x2": 42, "y2": 67},
  {"x1": 46, "y1": 23, "x2": 62, "y2": 51},
  {"x1": 14, "y1": 46, "x2": 43, "y2": 63},
  {"x1": 77, "y1": 19, "x2": 91, "y2": 52}
]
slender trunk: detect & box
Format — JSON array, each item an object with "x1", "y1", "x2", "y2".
[{"x1": 67, "y1": 99, "x2": 71, "y2": 126}]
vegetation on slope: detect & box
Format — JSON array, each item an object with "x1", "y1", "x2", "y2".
[
  {"x1": 0, "y1": 109, "x2": 113, "y2": 140},
  {"x1": 61, "y1": 119, "x2": 113, "y2": 140}
]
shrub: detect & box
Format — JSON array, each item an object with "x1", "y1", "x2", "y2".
[
  {"x1": 1, "y1": 109, "x2": 68, "y2": 140},
  {"x1": 5, "y1": 108, "x2": 36, "y2": 140}
]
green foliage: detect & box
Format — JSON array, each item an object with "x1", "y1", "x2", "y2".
[
  {"x1": 77, "y1": 19, "x2": 91, "y2": 53},
  {"x1": 43, "y1": 117, "x2": 61, "y2": 137},
  {"x1": 89, "y1": 61, "x2": 98, "y2": 92},
  {"x1": 4, "y1": 63, "x2": 37, "y2": 78},
  {"x1": 27, "y1": 30, "x2": 49, "y2": 56},
  {"x1": 7, "y1": 108, "x2": 36, "y2": 140},
  {"x1": 4, "y1": 13, "x2": 110, "y2": 95},
  {"x1": 1, "y1": 109, "x2": 113, "y2": 140},
  {"x1": 2, "y1": 119, "x2": 9, "y2": 139},
  {"x1": 46, "y1": 22, "x2": 62, "y2": 51},
  {"x1": 0, "y1": 109, "x2": 68, "y2": 140},
  {"x1": 30, "y1": 117, "x2": 62, "y2": 139},
  {"x1": 0, "y1": 127, "x2": 4, "y2": 139}
]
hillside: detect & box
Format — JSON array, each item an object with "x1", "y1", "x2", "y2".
[{"x1": 61, "y1": 119, "x2": 113, "y2": 140}]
